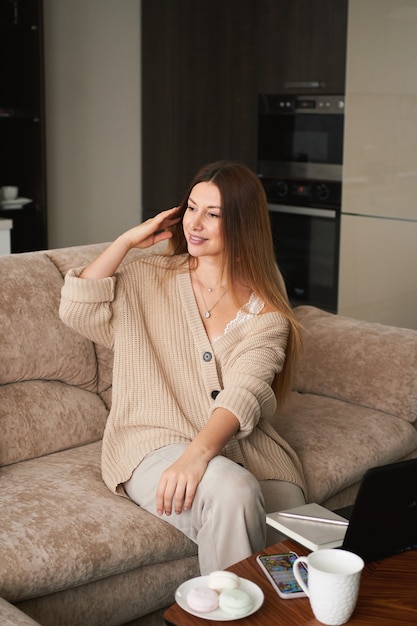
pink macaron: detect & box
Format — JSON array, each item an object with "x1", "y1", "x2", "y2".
[{"x1": 186, "y1": 587, "x2": 219, "y2": 613}]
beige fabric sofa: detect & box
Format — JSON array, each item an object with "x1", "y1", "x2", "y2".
[{"x1": 1, "y1": 243, "x2": 416, "y2": 626}]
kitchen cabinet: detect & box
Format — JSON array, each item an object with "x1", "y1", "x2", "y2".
[
  {"x1": 141, "y1": 0, "x2": 348, "y2": 217},
  {"x1": 257, "y1": 0, "x2": 348, "y2": 94},
  {"x1": 0, "y1": 0, "x2": 47, "y2": 252},
  {"x1": 142, "y1": 0, "x2": 259, "y2": 218},
  {"x1": 339, "y1": 0, "x2": 417, "y2": 329},
  {"x1": 338, "y1": 214, "x2": 417, "y2": 329}
]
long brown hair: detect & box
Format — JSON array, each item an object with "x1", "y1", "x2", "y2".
[{"x1": 169, "y1": 161, "x2": 302, "y2": 409}]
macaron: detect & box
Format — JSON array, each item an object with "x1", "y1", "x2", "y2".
[
  {"x1": 186, "y1": 587, "x2": 219, "y2": 613},
  {"x1": 208, "y1": 570, "x2": 240, "y2": 593},
  {"x1": 219, "y1": 588, "x2": 253, "y2": 618}
]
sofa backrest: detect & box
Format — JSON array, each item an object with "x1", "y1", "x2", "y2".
[
  {"x1": 294, "y1": 306, "x2": 417, "y2": 424},
  {"x1": 0, "y1": 252, "x2": 99, "y2": 391},
  {"x1": 0, "y1": 242, "x2": 166, "y2": 468},
  {"x1": 46, "y1": 243, "x2": 115, "y2": 396},
  {"x1": 0, "y1": 246, "x2": 111, "y2": 467}
]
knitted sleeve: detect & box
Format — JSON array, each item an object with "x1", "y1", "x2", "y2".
[
  {"x1": 211, "y1": 315, "x2": 289, "y2": 437},
  {"x1": 59, "y1": 267, "x2": 116, "y2": 349}
]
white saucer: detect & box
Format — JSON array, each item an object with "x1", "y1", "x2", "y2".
[
  {"x1": 0, "y1": 197, "x2": 32, "y2": 210},
  {"x1": 175, "y1": 575, "x2": 264, "y2": 621}
]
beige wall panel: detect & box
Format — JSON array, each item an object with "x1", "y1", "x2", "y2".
[
  {"x1": 343, "y1": 0, "x2": 417, "y2": 220},
  {"x1": 340, "y1": 0, "x2": 417, "y2": 328},
  {"x1": 43, "y1": 0, "x2": 141, "y2": 248},
  {"x1": 338, "y1": 214, "x2": 417, "y2": 329}
]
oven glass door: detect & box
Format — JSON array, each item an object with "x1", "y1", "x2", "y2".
[
  {"x1": 258, "y1": 112, "x2": 344, "y2": 181},
  {"x1": 269, "y1": 204, "x2": 340, "y2": 313}
]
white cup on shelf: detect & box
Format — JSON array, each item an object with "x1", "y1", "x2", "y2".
[
  {"x1": 0, "y1": 186, "x2": 19, "y2": 200},
  {"x1": 293, "y1": 549, "x2": 364, "y2": 625}
]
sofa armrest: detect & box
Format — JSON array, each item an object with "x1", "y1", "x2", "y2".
[
  {"x1": 293, "y1": 306, "x2": 417, "y2": 423},
  {"x1": 0, "y1": 599, "x2": 41, "y2": 626}
]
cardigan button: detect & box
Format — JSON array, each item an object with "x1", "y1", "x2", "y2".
[
  {"x1": 203, "y1": 351, "x2": 212, "y2": 362},
  {"x1": 211, "y1": 390, "x2": 220, "y2": 399}
]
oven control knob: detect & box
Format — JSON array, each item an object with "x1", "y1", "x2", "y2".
[
  {"x1": 315, "y1": 183, "x2": 330, "y2": 201},
  {"x1": 275, "y1": 180, "x2": 289, "y2": 198}
]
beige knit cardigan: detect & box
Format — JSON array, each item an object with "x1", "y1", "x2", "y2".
[{"x1": 60, "y1": 254, "x2": 305, "y2": 496}]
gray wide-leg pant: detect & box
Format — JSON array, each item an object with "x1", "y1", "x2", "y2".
[{"x1": 124, "y1": 443, "x2": 305, "y2": 575}]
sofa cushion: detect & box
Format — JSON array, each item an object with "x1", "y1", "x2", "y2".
[
  {"x1": 275, "y1": 391, "x2": 417, "y2": 503},
  {"x1": 0, "y1": 253, "x2": 97, "y2": 391},
  {"x1": 0, "y1": 442, "x2": 197, "y2": 602},
  {"x1": 0, "y1": 381, "x2": 108, "y2": 466},
  {"x1": 46, "y1": 244, "x2": 111, "y2": 277},
  {"x1": 294, "y1": 306, "x2": 417, "y2": 423},
  {"x1": 46, "y1": 245, "x2": 114, "y2": 394},
  {"x1": 0, "y1": 598, "x2": 41, "y2": 626},
  {"x1": 15, "y1": 556, "x2": 199, "y2": 626},
  {"x1": 46, "y1": 242, "x2": 169, "y2": 398}
]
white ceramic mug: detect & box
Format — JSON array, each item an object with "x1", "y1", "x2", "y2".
[
  {"x1": 0, "y1": 186, "x2": 19, "y2": 200},
  {"x1": 293, "y1": 549, "x2": 364, "y2": 625}
]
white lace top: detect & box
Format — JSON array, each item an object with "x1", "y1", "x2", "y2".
[{"x1": 218, "y1": 293, "x2": 265, "y2": 340}]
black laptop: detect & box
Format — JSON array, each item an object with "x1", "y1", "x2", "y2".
[{"x1": 336, "y1": 457, "x2": 417, "y2": 563}]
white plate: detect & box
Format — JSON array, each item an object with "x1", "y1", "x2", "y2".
[
  {"x1": 175, "y1": 575, "x2": 264, "y2": 621},
  {"x1": 0, "y1": 197, "x2": 32, "y2": 210}
]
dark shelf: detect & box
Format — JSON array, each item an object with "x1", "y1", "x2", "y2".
[
  {"x1": 0, "y1": 202, "x2": 46, "y2": 252},
  {"x1": 0, "y1": 108, "x2": 36, "y2": 119},
  {"x1": 0, "y1": 0, "x2": 40, "y2": 28},
  {"x1": 0, "y1": 0, "x2": 46, "y2": 252}
]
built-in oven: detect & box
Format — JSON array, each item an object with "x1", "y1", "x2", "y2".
[
  {"x1": 257, "y1": 94, "x2": 345, "y2": 313},
  {"x1": 267, "y1": 200, "x2": 340, "y2": 313}
]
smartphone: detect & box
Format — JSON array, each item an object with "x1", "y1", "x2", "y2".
[{"x1": 257, "y1": 552, "x2": 307, "y2": 599}]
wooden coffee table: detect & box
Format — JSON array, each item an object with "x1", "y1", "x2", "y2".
[{"x1": 164, "y1": 539, "x2": 417, "y2": 625}]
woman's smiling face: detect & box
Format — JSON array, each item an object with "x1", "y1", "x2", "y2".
[{"x1": 182, "y1": 181, "x2": 224, "y2": 261}]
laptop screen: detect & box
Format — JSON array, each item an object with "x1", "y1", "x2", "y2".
[{"x1": 342, "y1": 458, "x2": 417, "y2": 562}]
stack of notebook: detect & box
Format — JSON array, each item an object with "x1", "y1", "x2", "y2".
[{"x1": 267, "y1": 503, "x2": 348, "y2": 551}]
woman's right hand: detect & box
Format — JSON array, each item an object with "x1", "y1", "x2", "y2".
[
  {"x1": 121, "y1": 206, "x2": 181, "y2": 250},
  {"x1": 81, "y1": 206, "x2": 181, "y2": 279}
]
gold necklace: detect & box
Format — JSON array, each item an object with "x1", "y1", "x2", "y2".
[
  {"x1": 195, "y1": 273, "x2": 228, "y2": 319},
  {"x1": 197, "y1": 276, "x2": 218, "y2": 292}
]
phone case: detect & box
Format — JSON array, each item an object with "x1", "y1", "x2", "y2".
[{"x1": 256, "y1": 552, "x2": 307, "y2": 599}]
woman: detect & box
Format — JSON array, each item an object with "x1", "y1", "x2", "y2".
[{"x1": 60, "y1": 161, "x2": 306, "y2": 574}]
